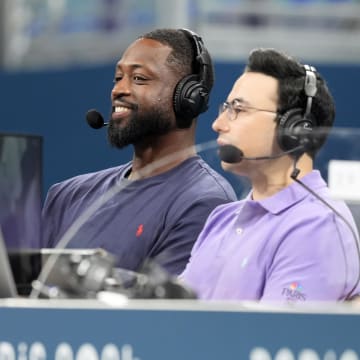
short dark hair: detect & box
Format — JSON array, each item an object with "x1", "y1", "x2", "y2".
[
  {"x1": 140, "y1": 28, "x2": 214, "y2": 93},
  {"x1": 245, "y1": 48, "x2": 335, "y2": 157}
]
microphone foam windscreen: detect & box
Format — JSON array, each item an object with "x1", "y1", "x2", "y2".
[
  {"x1": 86, "y1": 109, "x2": 105, "y2": 129},
  {"x1": 218, "y1": 144, "x2": 244, "y2": 163}
]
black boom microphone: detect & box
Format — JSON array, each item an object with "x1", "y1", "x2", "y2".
[
  {"x1": 218, "y1": 144, "x2": 305, "y2": 163},
  {"x1": 86, "y1": 109, "x2": 108, "y2": 129}
]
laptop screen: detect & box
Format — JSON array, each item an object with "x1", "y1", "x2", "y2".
[{"x1": 0, "y1": 132, "x2": 42, "y2": 249}]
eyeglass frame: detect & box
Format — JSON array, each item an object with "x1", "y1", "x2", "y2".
[{"x1": 218, "y1": 98, "x2": 279, "y2": 121}]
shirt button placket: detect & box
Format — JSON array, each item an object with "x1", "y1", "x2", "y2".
[{"x1": 236, "y1": 227, "x2": 243, "y2": 235}]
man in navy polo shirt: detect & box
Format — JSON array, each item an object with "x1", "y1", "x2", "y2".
[
  {"x1": 181, "y1": 48, "x2": 360, "y2": 302},
  {"x1": 41, "y1": 29, "x2": 236, "y2": 275}
]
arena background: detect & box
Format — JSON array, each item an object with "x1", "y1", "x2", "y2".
[{"x1": 1, "y1": 0, "x2": 360, "y2": 196}]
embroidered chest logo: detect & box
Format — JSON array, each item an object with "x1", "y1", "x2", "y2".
[
  {"x1": 282, "y1": 282, "x2": 307, "y2": 301},
  {"x1": 136, "y1": 224, "x2": 144, "y2": 237}
]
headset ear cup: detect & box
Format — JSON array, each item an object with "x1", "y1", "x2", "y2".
[
  {"x1": 277, "y1": 108, "x2": 315, "y2": 153},
  {"x1": 173, "y1": 74, "x2": 209, "y2": 128}
]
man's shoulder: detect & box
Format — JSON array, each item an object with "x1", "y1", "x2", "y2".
[
  {"x1": 48, "y1": 164, "x2": 128, "y2": 192},
  {"x1": 184, "y1": 157, "x2": 237, "y2": 199}
]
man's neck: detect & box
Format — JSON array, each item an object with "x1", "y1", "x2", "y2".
[
  {"x1": 128, "y1": 129, "x2": 196, "y2": 180},
  {"x1": 251, "y1": 155, "x2": 313, "y2": 200}
]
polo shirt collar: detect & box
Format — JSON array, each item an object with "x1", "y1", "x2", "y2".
[{"x1": 245, "y1": 170, "x2": 327, "y2": 215}]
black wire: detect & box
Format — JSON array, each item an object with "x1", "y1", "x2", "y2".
[{"x1": 291, "y1": 162, "x2": 360, "y2": 300}]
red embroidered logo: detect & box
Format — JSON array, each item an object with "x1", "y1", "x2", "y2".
[{"x1": 136, "y1": 224, "x2": 144, "y2": 237}]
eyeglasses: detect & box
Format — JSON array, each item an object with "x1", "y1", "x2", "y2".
[{"x1": 218, "y1": 99, "x2": 278, "y2": 121}]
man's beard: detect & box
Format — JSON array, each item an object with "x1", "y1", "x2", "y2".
[{"x1": 107, "y1": 107, "x2": 173, "y2": 149}]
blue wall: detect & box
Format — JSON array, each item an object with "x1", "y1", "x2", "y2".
[{"x1": 1, "y1": 62, "x2": 360, "y2": 197}]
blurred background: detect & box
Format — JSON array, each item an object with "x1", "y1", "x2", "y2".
[{"x1": 1, "y1": 0, "x2": 360, "y2": 197}]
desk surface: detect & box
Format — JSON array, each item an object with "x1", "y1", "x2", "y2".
[{"x1": 1, "y1": 298, "x2": 360, "y2": 360}]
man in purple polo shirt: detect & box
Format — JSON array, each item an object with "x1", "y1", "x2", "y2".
[
  {"x1": 181, "y1": 48, "x2": 360, "y2": 302},
  {"x1": 41, "y1": 29, "x2": 237, "y2": 275}
]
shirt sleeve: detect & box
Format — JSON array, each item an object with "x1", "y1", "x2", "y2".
[
  {"x1": 149, "y1": 197, "x2": 228, "y2": 276},
  {"x1": 41, "y1": 182, "x2": 67, "y2": 248},
  {"x1": 261, "y1": 212, "x2": 351, "y2": 303}
]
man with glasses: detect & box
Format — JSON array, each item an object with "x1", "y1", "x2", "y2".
[{"x1": 180, "y1": 48, "x2": 360, "y2": 303}]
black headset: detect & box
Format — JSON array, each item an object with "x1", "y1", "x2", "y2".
[
  {"x1": 277, "y1": 64, "x2": 318, "y2": 155},
  {"x1": 173, "y1": 28, "x2": 213, "y2": 128}
]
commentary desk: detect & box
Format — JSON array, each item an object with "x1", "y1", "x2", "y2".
[{"x1": 1, "y1": 298, "x2": 360, "y2": 359}]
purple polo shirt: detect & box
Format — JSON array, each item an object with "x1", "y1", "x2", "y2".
[{"x1": 181, "y1": 170, "x2": 360, "y2": 302}]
